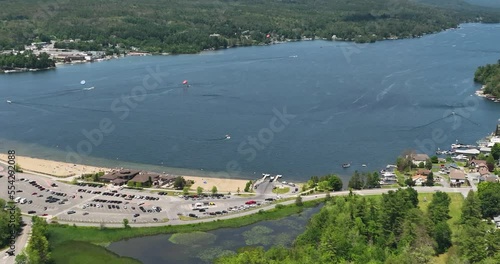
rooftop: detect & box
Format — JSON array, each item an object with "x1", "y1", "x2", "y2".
[
  {"x1": 129, "y1": 173, "x2": 160, "y2": 183},
  {"x1": 412, "y1": 154, "x2": 429, "y2": 161},
  {"x1": 449, "y1": 169, "x2": 466, "y2": 180}
]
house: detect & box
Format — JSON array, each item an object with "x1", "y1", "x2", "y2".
[
  {"x1": 469, "y1": 159, "x2": 487, "y2": 168},
  {"x1": 411, "y1": 154, "x2": 429, "y2": 165},
  {"x1": 100, "y1": 169, "x2": 141, "y2": 185},
  {"x1": 485, "y1": 174, "x2": 499, "y2": 183},
  {"x1": 449, "y1": 169, "x2": 466, "y2": 187},
  {"x1": 158, "y1": 175, "x2": 176, "y2": 186},
  {"x1": 478, "y1": 165, "x2": 491, "y2": 176},
  {"x1": 493, "y1": 215, "x2": 500, "y2": 228},
  {"x1": 380, "y1": 172, "x2": 397, "y2": 185},
  {"x1": 467, "y1": 172, "x2": 481, "y2": 184},
  {"x1": 412, "y1": 175, "x2": 427, "y2": 186},
  {"x1": 416, "y1": 169, "x2": 431, "y2": 176},
  {"x1": 128, "y1": 173, "x2": 160, "y2": 186}
]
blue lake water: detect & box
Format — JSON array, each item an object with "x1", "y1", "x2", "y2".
[{"x1": 0, "y1": 23, "x2": 499, "y2": 181}]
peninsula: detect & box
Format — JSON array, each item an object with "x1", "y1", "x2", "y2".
[{"x1": 475, "y1": 59, "x2": 500, "y2": 102}]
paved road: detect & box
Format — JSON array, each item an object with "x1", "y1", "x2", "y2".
[{"x1": 0, "y1": 217, "x2": 32, "y2": 264}]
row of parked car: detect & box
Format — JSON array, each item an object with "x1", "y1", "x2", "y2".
[
  {"x1": 92, "y1": 198, "x2": 123, "y2": 204},
  {"x1": 75, "y1": 182, "x2": 104, "y2": 188}
]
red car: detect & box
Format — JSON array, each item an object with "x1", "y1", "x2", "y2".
[{"x1": 245, "y1": 200, "x2": 256, "y2": 205}]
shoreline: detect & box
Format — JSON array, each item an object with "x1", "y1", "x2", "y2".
[
  {"x1": 0, "y1": 23, "x2": 472, "y2": 74},
  {"x1": 0, "y1": 154, "x2": 251, "y2": 192},
  {"x1": 475, "y1": 85, "x2": 500, "y2": 102}
]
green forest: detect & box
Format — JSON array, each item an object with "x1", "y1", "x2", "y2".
[
  {"x1": 474, "y1": 60, "x2": 500, "y2": 98},
  {"x1": 216, "y1": 184, "x2": 500, "y2": 264},
  {"x1": 0, "y1": 0, "x2": 499, "y2": 54},
  {"x1": 0, "y1": 198, "x2": 22, "y2": 252},
  {"x1": 0, "y1": 51, "x2": 55, "y2": 71}
]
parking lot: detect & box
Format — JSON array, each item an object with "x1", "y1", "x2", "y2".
[{"x1": 0, "y1": 169, "x2": 286, "y2": 225}]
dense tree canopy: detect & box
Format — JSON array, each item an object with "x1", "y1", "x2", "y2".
[
  {"x1": 0, "y1": 51, "x2": 55, "y2": 70},
  {"x1": 216, "y1": 188, "x2": 455, "y2": 263},
  {"x1": 0, "y1": 0, "x2": 498, "y2": 54},
  {"x1": 477, "y1": 182, "x2": 500, "y2": 218},
  {"x1": 0, "y1": 199, "x2": 22, "y2": 250},
  {"x1": 474, "y1": 60, "x2": 500, "y2": 98}
]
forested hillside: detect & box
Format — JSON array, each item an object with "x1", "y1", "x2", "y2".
[
  {"x1": 216, "y1": 186, "x2": 500, "y2": 264},
  {"x1": 475, "y1": 60, "x2": 500, "y2": 98},
  {"x1": 0, "y1": 0, "x2": 498, "y2": 54}
]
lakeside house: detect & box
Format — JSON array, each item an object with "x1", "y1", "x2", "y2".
[
  {"x1": 128, "y1": 172, "x2": 160, "y2": 186},
  {"x1": 100, "y1": 169, "x2": 141, "y2": 185},
  {"x1": 411, "y1": 154, "x2": 429, "y2": 166}
]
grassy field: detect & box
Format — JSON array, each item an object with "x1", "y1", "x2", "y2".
[
  {"x1": 418, "y1": 192, "x2": 463, "y2": 231},
  {"x1": 51, "y1": 241, "x2": 140, "y2": 264},
  {"x1": 272, "y1": 187, "x2": 290, "y2": 194},
  {"x1": 419, "y1": 192, "x2": 464, "y2": 264}
]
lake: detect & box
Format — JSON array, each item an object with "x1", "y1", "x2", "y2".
[
  {"x1": 0, "y1": 23, "x2": 499, "y2": 181},
  {"x1": 107, "y1": 205, "x2": 321, "y2": 263}
]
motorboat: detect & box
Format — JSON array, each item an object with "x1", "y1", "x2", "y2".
[{"x1": 342, "y1": 163, "x2": 351, "y2": 168}]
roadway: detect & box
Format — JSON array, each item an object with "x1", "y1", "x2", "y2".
[{"x1": 0, "y1": 216, "x2": 32, "y2": 264}]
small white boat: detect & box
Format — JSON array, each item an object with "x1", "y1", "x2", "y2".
[
  {"x1": 6, "y1": 100, "x2": 12, "y2": 104},
  {"x1": 342, "y1": 163, "x2": 351, "y2": 168},
  {"x1": 225, "y1": 134, "x2": 231, "y2": 140},
  {"x1": 362, "y1": 164, "x2": 366, "y2": 167}
]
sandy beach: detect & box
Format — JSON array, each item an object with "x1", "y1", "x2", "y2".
[
  {"x1": 0, "y1": 154, "x2": 108, "y2": 177},
  {"x1": 0, "y1": 154, "x2": 250, "y2": 192},
  {"x1": 183, "y1": 176, "x2": 249, "y2": 194}
]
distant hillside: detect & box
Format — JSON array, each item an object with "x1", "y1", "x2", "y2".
[
  {"x1": 465, "y1": 0, "x2": 500, "y2": 8},
  {"x1": 0, "y1": 0, "x2": 498, "y2": 54},
  {"x1": 416, "y1": 0, "x2": 500, "y2": 16}
]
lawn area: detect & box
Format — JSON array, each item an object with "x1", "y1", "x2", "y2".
[
  {"x1": 51, "y1": 241, "x2": 140, "y2": 264},
  {"x1": 418, "y1": 192, "x2": 464, "y2": 232},
  {"x1": 272, "y1": 187, "x2": 290, "y2": 194},
  {"x1": 419, "y1": 192, "x2": 464, "y2": 264}
]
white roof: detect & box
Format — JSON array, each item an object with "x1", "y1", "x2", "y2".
[
  {"x1": 480, "y1": 147, "x2": 491, "y2": 152},
  {"x1": 454, "y1": 149, "x2": 480, "y2": 155}
]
